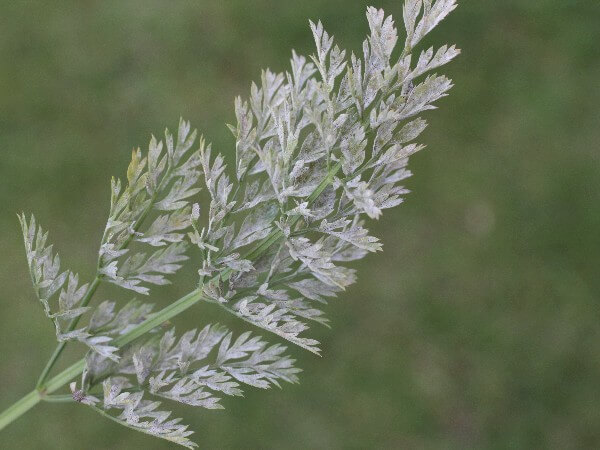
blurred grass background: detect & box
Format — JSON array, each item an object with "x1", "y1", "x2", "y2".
[{"x1": 1, "y1": 1, "x2": 599, "y2": 448}]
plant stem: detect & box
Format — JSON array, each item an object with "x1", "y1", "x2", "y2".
[
  {"x1": 112, "y1": 289, "x2": 203, "y2": 347},
  {"x1": 35, "y1": 276, "x2": 102, "y2": 389},
  {"x1": 0, "y1": 289, "x2": 204, "y2": 432},
  {"x1": 0, "y1": 390, "x2": 41, "y2": 431},
  {"x1": 42, "y1": 395, "x2": 74, "y2": 403}
]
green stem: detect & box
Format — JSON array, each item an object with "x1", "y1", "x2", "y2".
[
  {"x1": 112, "y1": 289, "x2": 203, "y2": 347},
  {"x1": 0, "y1": 289, "x2": 204, "y2": 432},
  {"x1": 0, "y1": 356, "x2": 86, "y2": 430},
  {"x1": 36, "y1": 276, "x2": 102, "y2": 389},
  {"x1": 42, "y1": 395, "x2": 75, "y2": 403},
  {"x1": 0, "y1": 390, "x2": 41, "y2": 431}
]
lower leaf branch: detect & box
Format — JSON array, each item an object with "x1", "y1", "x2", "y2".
[
  {"x1": 0, "y1": 159, "x2": 345, "y2": 432},
  {"x1": 0, "y1": 288, "x2": 205, "y2": 432},
  {"x1": 35, "y1": 164, "x2": 173, "y2": 389}
]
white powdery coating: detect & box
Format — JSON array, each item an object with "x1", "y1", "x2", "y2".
[{"x1": 20, "y1": 2, "x2": 458, "y2": 448}]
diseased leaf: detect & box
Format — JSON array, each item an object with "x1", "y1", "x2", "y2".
[
  {"x1": 18, "y1": 4, "x2": 458, "y2": 448},
  {"x1": 232, "y1": 202, "x2": 278, "y2": 249}
]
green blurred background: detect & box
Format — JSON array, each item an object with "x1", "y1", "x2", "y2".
[{"x1": 1, "y1": 1, "x2": 599, "y2": 448}]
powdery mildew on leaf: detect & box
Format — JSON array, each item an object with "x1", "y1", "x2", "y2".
[{"x1": 19, "y1": 2, "x2": 458, "y2": 447}]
